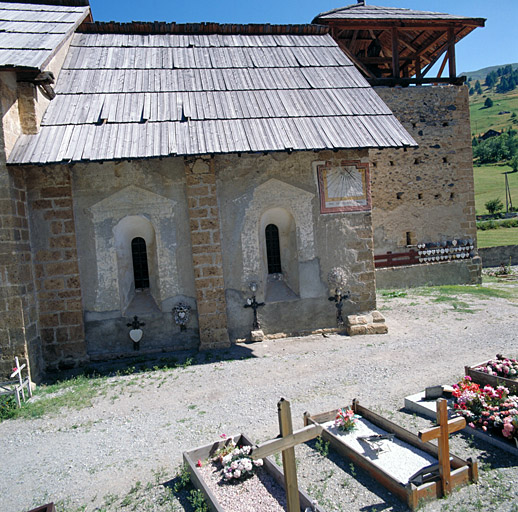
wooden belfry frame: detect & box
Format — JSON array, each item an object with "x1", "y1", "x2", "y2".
[{"x1": 316, "y1": 7, "x2": 485, "y2": 86}]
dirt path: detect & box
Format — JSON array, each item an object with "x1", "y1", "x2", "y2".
[{"x1": 1, "y1": 282, "x2": 517, "y2": 512}]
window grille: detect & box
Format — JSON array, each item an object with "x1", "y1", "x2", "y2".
[
  {"x1": 265, "y1": 224, "x2": 282, "y2": 274},
  {"x1": 131, "y1": 237, "x2": 150, "y2": 289}
]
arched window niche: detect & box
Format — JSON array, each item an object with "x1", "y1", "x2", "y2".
[
  {"x1": 113, "y1": 215, "x2": 160, "y2": 314},
  {"x1": 260, "y1": 208, "x2": 299, "y2": 302}
]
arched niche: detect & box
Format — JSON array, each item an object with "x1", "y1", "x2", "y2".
[
  {"x1": 240, "y1": 179, "x2": 317, "y2": 302},
  {"x1": 113, "y1": 215, "x2": 160, "y2": 313},
  {"x1": 88, "y1": 185, "x2": 177, "y2": 314}
]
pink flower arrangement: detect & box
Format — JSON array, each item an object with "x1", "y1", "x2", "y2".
[
  {"x1": 334, "y1": 408, "x2": 359, "y2": 432},
  {"x1": 213, "y1": 440, "x2": 263, "y2": 482},
  {"x1": 452, "y1": 376, "x2": 518, "y2": 442},
  {"x1": 476, "y1": 355, "x2": 518, "y2": 379}
]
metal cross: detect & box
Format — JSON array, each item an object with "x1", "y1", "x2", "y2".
[{"x1": 244, "y1": 294, "x2": 265, "y2": 330}]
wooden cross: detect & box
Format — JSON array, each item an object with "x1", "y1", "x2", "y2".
[
  {"x1": 418, "y1": 398, "x2": 466, "y2": 495},
  {"x1": 10, "y1": 356, "x2": 29, "y2": 406},
  {"x1": 251, "y1": 398, "x2": 322, "y2": 512}
]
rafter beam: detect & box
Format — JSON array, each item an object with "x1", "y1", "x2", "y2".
[{"x1": 335, "y1": 39, "x2": 376, "y2": 78}]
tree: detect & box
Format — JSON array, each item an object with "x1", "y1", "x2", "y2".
[
  {"x1": 511, "y1": 154, "x2": 518, "y2": 172},
  {"x1": 485, "y1": 198, "x2": 504, "y2": 216},
  {"x1": 484, "y1": 97, "x2": 493, "y2": 108},
  {"x1": 475, "y1": 80, "x2": 483, "y2": 94}
]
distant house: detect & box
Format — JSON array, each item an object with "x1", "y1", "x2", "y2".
[{"x1": 480, "y1": 129, "x2": 501, "y2": 140}]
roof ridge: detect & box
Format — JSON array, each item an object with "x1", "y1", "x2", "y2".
[{"x1": 78, "y1": 21, "x2": 330, "y2": 36}]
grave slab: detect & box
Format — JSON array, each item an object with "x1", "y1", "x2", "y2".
[
  {"x1": 404, "y1": 391, "x2": 518, "y2": 456},
  {"x1": 305, "y1": 400, "x2": 477, "y2": 510}
]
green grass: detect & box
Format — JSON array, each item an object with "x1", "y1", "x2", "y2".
[
  {"x1": 473, "y1": 163, "x2": 518, "y2": 215},
  {"x1": 477, "y1": 226, "x2": 518, "y2": 248},
  {"x1": 0, "y1": 374, "x2": 107, "y2": 421},
  {"x1": 469, "y1": 87, "x2": 518, "y2": 137}
]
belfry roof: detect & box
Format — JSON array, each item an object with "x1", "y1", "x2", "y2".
[{"x1": 9, "y1": 22, "x2": 416, "y2": 164}]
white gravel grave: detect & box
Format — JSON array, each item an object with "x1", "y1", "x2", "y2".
[{"x1": 323, "y1": 418, "x2": 437, "y2": 485}]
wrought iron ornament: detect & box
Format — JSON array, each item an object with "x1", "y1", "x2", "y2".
[
  {"x1": 328, "y1": 289, "x2": 350, "y2": 326},
  {"x1": 126, "y1": 315, "x2": 145, "y2": 351},
  {"x1": 243, "y1": 282, "x2": 265, "y2": 330},
  {"x1": 173, "y1": 302, "x2": 191, "y2": 331}
]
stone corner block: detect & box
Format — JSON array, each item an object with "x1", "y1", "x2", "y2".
[{"x1": 250, "y1": 329, "x2": 265, "y2": 342}]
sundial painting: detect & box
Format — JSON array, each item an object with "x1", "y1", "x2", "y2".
[{"x1": 316, "y1": 160, "x2": 371, "y2": 213}]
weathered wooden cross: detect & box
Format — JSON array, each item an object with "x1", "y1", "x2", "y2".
[
  {"x1": 418, "y1": 398, "x2": 466, "y2": 495},
  {"x1": 0, "y1": 356, "x2": 32, "y2": 408},
  {"x1": 250, "y1": 398, "x2": 322, "y2": 512}
]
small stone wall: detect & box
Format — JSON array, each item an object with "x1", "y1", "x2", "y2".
[
  {"x1": 375, "y1": 258, "x2": 482, "y2": 289},
  {"x1": 479, "y1": 245, "x2": 518, "y2": 268}
]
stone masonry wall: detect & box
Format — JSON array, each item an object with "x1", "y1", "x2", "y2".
[
  {"x1": 370, "y1": 85, "x2": 478, "y2": 261},
  {"x1": 185, "y1": 158, "x2": 230, "y2": 349},
  {"x1": 25, "y1": 166, "x2": 87, "y2": 370},
  {"x1": 0, "y1": 166, "x2": 40, "y2": 381}
]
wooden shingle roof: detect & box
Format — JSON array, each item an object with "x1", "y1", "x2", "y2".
[
  {"x1": 314, "y1": 4, "x2": 483, "y2": 22},
  {"x1": 9, "y1": 22, "x2": 416, "y2": 164},
  {"x1": 0, "y1": 1, "x2": 90, "y2": 69}
]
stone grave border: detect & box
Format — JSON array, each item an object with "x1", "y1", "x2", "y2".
[
  {"x1": 405, "y1": 391, "x2": 518, "y2": 456},
  {"x1": 183, "y1": 433, "x2": 324, "y2": 512},
  {"x1": 304, "y1": 399, "x2": 477, "y2": 511}
]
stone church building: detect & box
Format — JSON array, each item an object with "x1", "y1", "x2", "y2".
[{"x1": 0, "y1": 0, "x2": 484, "y2": 381}]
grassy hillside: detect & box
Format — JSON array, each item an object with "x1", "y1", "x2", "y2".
[
  {"x1": 462, "y1": 63, "x2": 518, "y2": 82},
  {"x1": 469, "y1": 88, "x2": 518, "y2": 137}
]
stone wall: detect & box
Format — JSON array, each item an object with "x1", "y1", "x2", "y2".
[
  {"x1": 0, "y1": 34, "x2": 80, "y2": 379},
  {"x1": 376, "y1": 257, "x2": 482, "y2": 289},
  {"x1": 25, "y1": 166, "x2": 87, "y2": 370},
  {"x1": 370, "y1": 85, "x2": 478, "y2": 258},
  {"x1": 479, "y1": 245, "x2": 518, "y2": 268},
  {"x1": 0, "y1": 70, "x2": 41, "y2": 381},
  {"x1": 185, "y1": 158, "x2": 230, "y2": 349},
  {"x1": 0, "y1": 165, "x2": 40, "y2": 380}
]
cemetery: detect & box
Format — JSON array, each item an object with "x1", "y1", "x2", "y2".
[{"x1": 1, "y1": 284, "x2": 518, "y2": 511}]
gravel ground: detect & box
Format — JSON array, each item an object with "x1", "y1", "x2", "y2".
[{"x1": 1, "y1": 279, "x2": 518, "y2": 512}]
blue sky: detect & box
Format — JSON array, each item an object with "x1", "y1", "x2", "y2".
[{"x1": 88, "y1": 0, "x2": 517, "y2": 74}]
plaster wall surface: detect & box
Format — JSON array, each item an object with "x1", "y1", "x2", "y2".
[
  {"x1": 370, "y1": 85, "x2": 477, "y2": 256},
  {"x1": 32, "y1": 33, "x2": 74, "y2": 135},
  {"x1": 216, "y1": 150, "x2": 376, "y2": 340},
  {"x1": 0, "y1": 72, "x2": 22, "y2": 159},
  {"x1": 71, "y1": 158, "x2": 199, "y2": 356}
]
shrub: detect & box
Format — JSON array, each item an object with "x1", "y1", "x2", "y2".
[{"x1": 485, "y1": 198, "x2": 504, "y2": 215}]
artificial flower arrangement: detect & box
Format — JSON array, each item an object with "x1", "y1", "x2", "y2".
[
  {"x1": 212, "y1": 438, "x2": 264, "y2": 482},
  {"x1": 475, "y1": 354, "x2": 518, "y2": 379},
  {"x1": 334, "y1": 408, "x2": 360, "y2": 432},
  {"x1": 452, "y1": 376, "x2": 518, "y2": 446}
]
